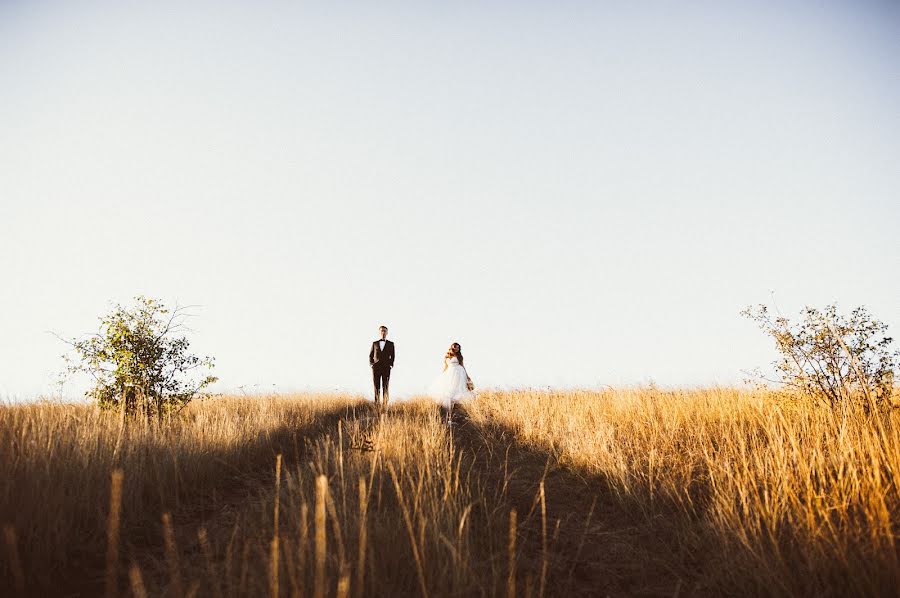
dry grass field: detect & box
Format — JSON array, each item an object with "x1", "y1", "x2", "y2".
[{"x1": 1, "y1": 389, "x2": 897, "y2": 597}]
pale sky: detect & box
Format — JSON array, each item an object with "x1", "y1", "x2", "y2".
[{"x1": 1, "y1": 0, "x2": 898, "y2": 400}]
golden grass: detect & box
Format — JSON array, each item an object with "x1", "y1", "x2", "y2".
[
  {"x1": 465, "y1": 388, "x2": 900, "y2": 595},
  {"x1": 0, "y1": 394, "x2": 360, "y2": 594},
  {"x1": 0, "y1": 389, "x2": 897, "y2": 596}
]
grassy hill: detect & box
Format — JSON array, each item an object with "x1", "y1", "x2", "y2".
[{"x1": 1, "y1": 389, "x2": 897, "y2": 596}]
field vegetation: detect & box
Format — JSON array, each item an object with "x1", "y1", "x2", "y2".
[{"x1": 1, "y1": 389, "x2": 898, "y2": 597}]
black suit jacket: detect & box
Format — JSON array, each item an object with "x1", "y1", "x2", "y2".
[{"x1": 369, "y1": 340, "x2": 395, "y2": 369}]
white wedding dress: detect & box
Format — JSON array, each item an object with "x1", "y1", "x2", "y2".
[{"x1": 428, "y1": 356, "x2": 475, "y2": 409}]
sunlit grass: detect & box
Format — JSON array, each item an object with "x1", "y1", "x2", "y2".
[{"x1": 466, "y1": 388, "x2": 900, "y2": 595}]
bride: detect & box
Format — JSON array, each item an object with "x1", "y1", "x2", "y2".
[{"x1": 428, "y1": 342, "x2": 475, "y2": 419}]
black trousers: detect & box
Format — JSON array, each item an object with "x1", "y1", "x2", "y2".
[{"x1": 372, "y1": 365, "x2": 391, "y2": 404}]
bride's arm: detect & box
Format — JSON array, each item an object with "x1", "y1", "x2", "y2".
[{"x1": 443, "y1": 357, "x2": 448, "y2": 372}]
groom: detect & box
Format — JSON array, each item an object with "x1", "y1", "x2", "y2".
[{"x1": 369, "y1": 325, "x2": 395, "y2": 409}]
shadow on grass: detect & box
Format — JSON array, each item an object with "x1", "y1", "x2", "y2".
[
  {"x1": 448, "y1": 405, "x2": 705, "y2": 598},
  {"x1": 4, "y1": 401, "x2": 375, "y2": 598},
  {"x1": 11, "y1": 399, "x2": 887, "y2": 597},
  {"x1": 332, "y1": 400, "x2": 701, "y2": 597},
  {"x1": 448, "y1": 405, "x2": 900, "y2": 598}
]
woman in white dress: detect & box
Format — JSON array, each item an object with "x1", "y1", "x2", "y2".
[{"x1": 428, "y1": 342, "x2": 474, "y2": 421}]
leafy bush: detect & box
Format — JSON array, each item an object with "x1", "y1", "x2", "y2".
[
  {"x1": 743, "y1": 303, "x2": 898, "y2": 413},
  {"x1": 62, "y1": 296, "x2": 217, "y2": 418}
]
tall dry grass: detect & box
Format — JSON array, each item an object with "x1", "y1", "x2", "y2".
[
  {"x1": 1, "y1": 389, "x2": 898, "y2": 596},
  {"x1": 0, "y1": 394, "x2": 364, "y2": 595},
  {"x1": 465, "y1": 388, "x2": 900, "y2": 595}
]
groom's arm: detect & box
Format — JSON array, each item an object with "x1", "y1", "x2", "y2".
[
  {"x1": 390, "y1": 344, "x2": 395, "y2": 367},
  {"x1": 369, "y1": 343, "x2": 375, "y2": 367}
]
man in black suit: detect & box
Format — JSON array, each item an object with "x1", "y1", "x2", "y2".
[{"x1": 369, "y1": 325, "x2": 395, "y2": 409}]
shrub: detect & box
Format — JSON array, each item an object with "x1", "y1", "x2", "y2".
[
  {"x1": 742, "y1": 303, "x2": 898, "y2": 413},
  {"x1": 62, "y1": 296, "x2": 217, "y2": 418}
]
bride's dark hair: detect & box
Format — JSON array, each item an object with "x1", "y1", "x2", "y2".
[{"x1": 445, "y1": 342, "x2": 464, "y2": 366}]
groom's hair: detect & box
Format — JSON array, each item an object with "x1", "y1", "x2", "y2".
[{"x1": 379, "y1": 325, "x2": 388, "y2": 331}]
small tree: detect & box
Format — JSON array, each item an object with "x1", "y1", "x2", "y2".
[
  {"x1": 742, "y1": 303, "x2": 898, "y2": 414},
  {"x1": 62, "y1": 296, "x2": 217, "y2": 418}
]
